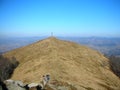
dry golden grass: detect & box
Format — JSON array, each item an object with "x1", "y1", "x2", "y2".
[{"x1": 4, "y1": 37, "x2": 120, "y2": 90}]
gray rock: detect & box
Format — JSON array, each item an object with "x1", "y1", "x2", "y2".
[
  {"x1": 0, "y1": 86, "x2": 2, "y2": 90},
  {"x1": 6, "y1": 82, "x2": 25, "y2": 90}
]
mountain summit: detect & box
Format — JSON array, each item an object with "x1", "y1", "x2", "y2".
[{"x1": 4, "y1": 37, "x2": 120, "y2": 90}]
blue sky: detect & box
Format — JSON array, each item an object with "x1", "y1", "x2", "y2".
[{"x1": 0, "y1": 0, "x2": 120, "y2": 37}]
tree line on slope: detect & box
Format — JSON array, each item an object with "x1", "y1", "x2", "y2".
[
  {"x1": 0, "y1": 55, "x2": 19, "y2": 81},
  {"x1": 108, "y1": 55, "x2": 120, "y2": 78}
]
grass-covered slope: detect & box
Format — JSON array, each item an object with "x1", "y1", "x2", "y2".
[{"x1": 4, "y1": 37, "x2": 120, "y2": 90}]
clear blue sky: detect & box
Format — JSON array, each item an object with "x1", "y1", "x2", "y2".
[{"x1": 0, "y1": 0, "x2": 120, "y2": 37}]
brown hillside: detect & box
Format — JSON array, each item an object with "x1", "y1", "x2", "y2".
[{"x1": 4, "y1": 37, "x2": 120, "y2": 90}]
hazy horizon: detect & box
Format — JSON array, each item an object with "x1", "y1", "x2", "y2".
[
  {"x1": 0, "y1": 0, "x2": 120, "y2": 37},
  {"x1": 1, "y1": 35, "x2": 120, "y2": 38}
]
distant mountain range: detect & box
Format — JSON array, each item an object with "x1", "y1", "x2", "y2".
[
  {"x1": 0, "y1": 37, "x2": 120, "y2": 56},
  {"x1": 59, "y1": 37, "x2": 120, "y2": 57},
  {"x1": 0, "y1": 37, "x2": 45, "y2": 54}
]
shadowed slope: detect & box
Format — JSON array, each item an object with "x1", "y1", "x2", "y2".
[{"x1": 4, "y1": 37, "x2": 120, "y2": 90}]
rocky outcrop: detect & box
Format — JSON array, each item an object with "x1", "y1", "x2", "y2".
[{"x1": 1, "y1": 79, "x2": 77, "y2": 90}]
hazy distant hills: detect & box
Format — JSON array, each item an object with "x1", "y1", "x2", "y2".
[
  {"x1": 0, "y1": 37, "x2": 45, "y2": 54},
  {"x1": 0, "y1": 37, "x2": 120, "y2": 56},
  {"x1": 3, "y1": 37, "x2": 120, "y2": 90},
  {"x1": 60, "y1": 37, "x2": 120, "y2": 57}
]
